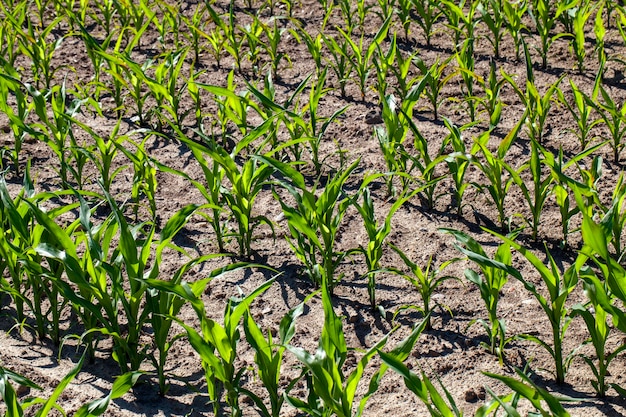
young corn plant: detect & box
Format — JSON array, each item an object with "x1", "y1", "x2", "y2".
[
  {"x1": 502, "y1": 0, "x2": 528, "y2": 60},
  {"x1": 572, "y1": 201, "x2": 626, "y2": 397},
  {"x1": 486, "y1": 229, "x2": 587, "y2": 384},
  {"x1": 0, "y1": 178, "x2": 78, "y2": 344},
  {"x1": 402, "y1": 110, "x2": 448, "y2": 209},
  {"x1": 414, "y1": 55, "x2": 456, "y2": 121},
  {"x1": 442, "y1": 0, "x2": 479, "y2": 50},
  {"x1": 502, "y1": 50, "x2": 564, "y2": 145},
  {"x1": 66, "y1": 117, "x2": 127, "y2": 195},
  {"x1": 479, "y1": 0, "x2": 506, "y2": 58},
  {"x1": 506, "y1": 136, "x2": 553, "y2": 241},
  {"x1": 542, "y1": 145, "x2": 605, "y2": 248},
  {"x1": 375, "y1": 81, "x2": 429, "y2": 197},
  {"x1": 113, "y1": 135, "x2": 158, "y2": 221},
  {"x1": 396, "y1": 0, "x2": 414, "y2": 40},
  {"x1": 385, "y1": 243, "x2": 459, "y2": 331},
  {"x1": 586, "y1": 83, "x2": 626, "y2": 163},
  {"x1": 569, "y1": 0, "x2": 596, "y2": 72},
  {"x1": 353, "y1": 184, "x2": 417, "y2": 311},
  {"x1": 28, "y1": 80, "x2": 85, "y2": 188},
  {"x1": 209, "y1": 145, "x2": 275, "y2": 258},
  {"x1": 529, "y1": 0, "x2": 575, "y2": 69},
  {"x1": 443, "y1": 228, "x2": 517, "y2": 362},
  {"x1": 442, "y1": 118, "x2": 478, "y2": 216},
  {"x1": 378, "y1": 351, "x2": 462, "y2": 417},
  {"x1": 336, "y1": 16, "x2": 391, "y2": 100},
  {"x1": 557, "y1": 79, "x2": 601, "y2": 151},
  {"x1": 26, "y1": 190, "x2": 199, "y2": 373},
  {"x1": 372, "y1": 34, "x2": 397, "y2": 102},
  {"x1": 571, "y1": 286, "x2": 626, "y2": 398},
  {"x1": 176, "y1": 279, "x2": 275, "y2": 417},
  {"x1": 322, "y1": 33, "x2": 354, "y2": 98},
  {"x1": 470, "y1": 119, "x2": 523, "y2": 229},
  {"x1": 261, "y1": 17, "x2": 289, "y2": 78},
  {"x1": 242, "y1": 297, "x2": 312, "y2": 417},
  {"x1": 454, "y1": 37, "x2": 478, "y2": 121},
  {"x1": 144, "y1": 253, "x2": 255, "y2": 396},
  {"x1": 151, "y1": 48, "x2": 191, "y2": 130},
  {"x1": 0, "y1": 71, "x2": 32, "y2": 177},
  {"x1": 476, "y1": 58, "x2": 506, "y2": 129},
  {"x1": 240, "y1": 15, "x2": 265, "y2": 74},
  {"x1": 9, "y1": 15, "x2": 66, "y2": 89},
  {"x1": 258, "y1": 156, "x2": 360, "y2": 293},
  {"x1": 286, "y1": 283, "x2": 428, "y2": 417},
  {"x1": 412, "y1": 0, "x2": 443, "y2": 46}
]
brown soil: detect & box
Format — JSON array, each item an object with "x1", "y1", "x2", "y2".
[{"x1": 2, "y1": 0, "x2": 626, "y2": 416}]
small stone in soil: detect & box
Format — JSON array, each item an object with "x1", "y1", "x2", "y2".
[{"x1": 464, "y1": 387, "x2": 486, "y2": 403}]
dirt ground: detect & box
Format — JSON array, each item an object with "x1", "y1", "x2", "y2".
[{"x1": 3, "y1": 0, "x2": 626, "y2": 416}]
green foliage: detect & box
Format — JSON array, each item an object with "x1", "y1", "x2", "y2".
[{"x1": 258, "y1": 156, "x2": 360, "y2": 293}]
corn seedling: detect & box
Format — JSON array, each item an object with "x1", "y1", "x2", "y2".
[
  {"x1": 470, "y1": 120, "x2": 522, "y2": 229},
  {"x1": 208, "y1": 145, "x2": 275, "y2": 258},
  {"x1": 443, "y1": 118, "x2": 477, "y2": 216},
  {"x1": 337, "y1": 16, "x2": 391, "y2": 100},
  {"x1": 569, "y1": 0, "x2": 596, "y2": 72},
  {"x1": 0, "y1": 70, "x2": 32, "y2": 176},
  {"x1": 476, "y1": 58, "x2": 506, "y2": 129},
  {"x1": 396, "y1": 0, "x2": 414, "y2": 40},
  {"x1": 286, "y1": 283, "x2": 427, "y2": 417},
  {"x1": 322, "y1": 33, "x2": 354, "y2": 98},
  {"x1": 571, "y1": 284, "x2": 626, "y2": 398},
  {"x1": 144, "y1": 253, "x2": 255, "y2": 396},
  {"x1": 240, "y1": 15, "x2": 265, "y2": 74},
  {"x1": 113, "y1": 135, "x2": 158, "y2": 220},
  {"x1": 261, "y1": 17, "x2": 289, "y2": 77},
  {"x1": 506, "y1": 135, "x2": 554, "y2": 240},
  {"x1": 292, "y1": 27, "x2": 324, "y2": 75},
  {"x1": 557, "y1": 79, "x2": 601, "y2": 151},
  {"x1": 389, "y1": 46, "x2": 417, "y2": 102},
  {"x1": 375, "y1": 84, "x2": 429, "y2": 197},
  {"x1": 0, "y1": 177, "x2": 78, "y2": 344},
  {"x1": 486, "y1": 229, "x2": 587, "y2": 384},
  {"x1": 529, "y1": 0, "x2": 575, "y2": 69},
  {"x1": 258, "y1": 156, "x2": 360, "y2": 293},
  {"x1": 479, "y1": 0, "x2": 506, "y2": 58},
  {"x1": 386, "y1": 243, "x2": 459, "y2": 331},
  {"x1": 454, "y1": 38, "x2": 478, "y2": 121},
  {"x1": 378, "y1": 349, "x2": 462, "y2": 417},
  {"x1": 372, "y1": 34, "x2": 397, "y2": 102},
  {"x1": 413, "y1": 0, "x2": 443, "y2": 46},
  {"x1": 176, "y1": 278, "x2": 275, "y2": 417},
  {"x1": 242, "y1": 296, "x2": 312, "y2": 417},
  {"x1": 502, "y1": 49, "x2": 564, "y2": 145},
  {"x1": 151, "y1": 48, "x2": 191, "y2": 130},
  {"x1": 542, "y1": 144, "x2": 605, "y2": 247},
  {"x1": 162, "y1": 127, "x2": 229, "y2": 253},
  {"x1": 586, "y1": 83, "x2": 626, "y2": 163},
  {"x1": 443, "y1": 228, "x2": 517, "y2": 362},
  {"x1": 502, "y1": 0, "x2": 528, "y2": 60},
  {"x1": 402, "y1": 108, "x2": 448, "y2": 209},
  {"x1": 414, "y1": 55, "x2": 455, "y2": 121},
  {"x1": 9, "y1": 15, "x2": 66, "y2": 89},
  {"x1": 353, "y1": 184, "x2": 418, "y2": 310},
  {"x1": 374, "y1": 0, "x2": 395, "y2": 22},
  {"x1": 442, "y1": 0, "x2": 479, "y2": 50}
]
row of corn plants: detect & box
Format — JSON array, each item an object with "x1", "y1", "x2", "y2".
[{"x1": 4, "y1": 0, "x2": 626, "y2": 415}]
